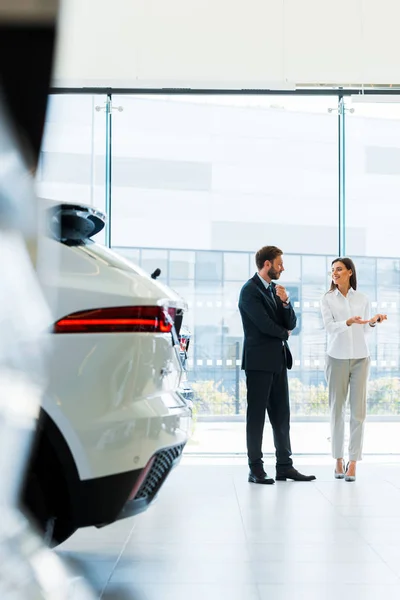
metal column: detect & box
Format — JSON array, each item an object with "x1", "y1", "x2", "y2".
[
  {"x1": 105, "y1": 93, "x2": 112, "y2": 247},
  {"x1": 338, "y1": 96, "x2": 346, "y2": 256}
]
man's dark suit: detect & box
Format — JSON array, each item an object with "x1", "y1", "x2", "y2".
[{"x1": 238, "y1": 273, "x2": 297, "y2": 471}]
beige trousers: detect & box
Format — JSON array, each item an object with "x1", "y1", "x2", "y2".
[{"x1": 325, "y1": 356, "x2": 370, "y2": 461}]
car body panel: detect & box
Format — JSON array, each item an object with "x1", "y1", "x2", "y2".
[
  {"x1": 39, "y1": 237, "x2": 192, "y2": 479},
  {"x1": 43, "y1": 332, "x2": 190, "y2": 479}
]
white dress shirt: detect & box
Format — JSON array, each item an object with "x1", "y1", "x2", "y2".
[{"x1": 320, "y1": 288, "x2": 372, "y2": 359}]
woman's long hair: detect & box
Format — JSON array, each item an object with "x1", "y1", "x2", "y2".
[{"x1": 329, "y1": 257, "x2": 357, "y2": 292}]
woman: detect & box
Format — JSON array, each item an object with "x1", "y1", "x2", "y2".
[{"x1": 320, "y1": 258, "x2": 387, "y2": 481}]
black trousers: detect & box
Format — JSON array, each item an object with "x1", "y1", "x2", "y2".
[{"x1": 246, "y1": 366, "x2": 293, "y2": 471}]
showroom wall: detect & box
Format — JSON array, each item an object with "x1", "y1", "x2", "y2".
[{"x1": 53, "y1": 0, "x2": 400, "y2": 88}]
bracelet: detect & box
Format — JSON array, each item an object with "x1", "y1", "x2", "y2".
[{"x1": 369, "y1": 321, "x2": 376, "y2": 327}]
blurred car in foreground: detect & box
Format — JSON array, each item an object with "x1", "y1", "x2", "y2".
[{"x1": 22, "y1": 202, "x2": 192, "y2": 546}]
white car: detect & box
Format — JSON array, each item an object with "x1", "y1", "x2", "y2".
[{"x1": 22, "y1": 202, "x2": 192, "y2": 546}]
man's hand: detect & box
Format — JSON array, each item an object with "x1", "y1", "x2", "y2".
[
  {"x1": 346, "y1": 316, "x2": 369, "y2": 326},
  {"x1": 287, "y1": 330, "x2": 292, "y2": 336},
  {"x1": 275, "y1": 284, "x2": 289, "y2": 303}
]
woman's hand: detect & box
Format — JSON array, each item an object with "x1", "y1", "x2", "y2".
[
  {"x1": 346, "y1": 316, "x2": 369, "y2": 326},
  {"x1": 369, "y1": 313, "x2": 387, "y2": 325}
]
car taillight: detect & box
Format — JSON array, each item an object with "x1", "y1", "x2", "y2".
[{"x1": 54, "y1": 306, "x2": 176, "y2": 334}]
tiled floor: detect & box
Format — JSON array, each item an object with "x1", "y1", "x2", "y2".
[{"x1": 59, "y1": 456, "x2": 400, "y2": 599}]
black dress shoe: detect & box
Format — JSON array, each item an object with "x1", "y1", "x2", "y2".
[
  {"x1": 248, "y1": 469, "x2": 275, "y2": 485},
  {"x1": 275, "y1": 467, "x2": 316, "y2": 482}
]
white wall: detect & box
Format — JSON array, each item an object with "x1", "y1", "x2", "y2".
[{"x1": 54, "y1": 0, "x2": 400, "y2": 89}]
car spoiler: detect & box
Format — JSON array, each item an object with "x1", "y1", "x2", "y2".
[{"x1": 46, "y1": 202, "x2": 106, "y2": 245}]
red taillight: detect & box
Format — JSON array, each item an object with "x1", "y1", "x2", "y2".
[{"x1": 54, "y1": 306, "x2": 176, "y2": 334}]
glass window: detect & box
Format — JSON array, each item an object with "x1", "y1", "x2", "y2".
[
  {"x1": 37, "y1": 90, "x2": 400, "y2": 455},
  {"x1": 169, "y1": 250, "x2": 196, "y2": 280},
  {"x1": 346, "y1": 98, "x2": 400, "y2": 423},
  {"x1": 352, "y1": 256, "x2": 376, "y2": 288},
  {"x1": 224, "y1": 252, "x2": 250, "y2": 281},
  {"x1": 282, "y1": 254, "x2": 301, "y2": 282},
  {"x1": 111, "y1": 94, "x2": 338, "y2": 254},
  {"x1": 345, "y1": 98, "x2": 400, "y2": 258},
  {"x1": 195, "y1": 251, "x2": 223, "y2": 283},
  {"x1": 140, "y1": 249, "x2": 169, "y2": 282},
  {"x1": 110, "y1": 93, "x2": 339, "y2": 452},
  {"x1": 37, "y1": 94, "x2": 107, "y2": 244}
]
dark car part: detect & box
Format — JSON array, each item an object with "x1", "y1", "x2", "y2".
[
  {"x1": 0, "y1": 20, "x2": 56, "y2": 168},
  {"x1": 22, "y1": 409, "x2": 188, "y2": 546},
  {"x1": 21, "y1": 410, "x2": 78, "y2": 547},
  {"x1": 116, "y1": 443, "x2": 185, "y2": 521},
  {"x1": 48, "y1": 203, "x2": 106, "y2": 245}
]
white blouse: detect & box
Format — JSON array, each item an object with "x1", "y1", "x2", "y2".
[{"x1": 320, "y1": 288, "x2": 372, "y2": 359}]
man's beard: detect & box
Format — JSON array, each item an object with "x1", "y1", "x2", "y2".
[{"x1": 267, "y1": 267, "x2": 280, "y2": 280}]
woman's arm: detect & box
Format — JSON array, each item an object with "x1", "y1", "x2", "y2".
[{"x1": 364, "y1": 298, "x2": 373, "y2": 334}]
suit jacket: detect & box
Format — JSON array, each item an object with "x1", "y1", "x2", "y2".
[{"x1": 238, "y1": 274, "x2": 297, "y2": 372}]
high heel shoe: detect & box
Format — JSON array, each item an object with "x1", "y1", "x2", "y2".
[
  {"x1": 345, "y1": 461, "x2": 356, "y2": 482},
  {"x1": 334, "y1": 459, "x2": 345, "y2": 479}
]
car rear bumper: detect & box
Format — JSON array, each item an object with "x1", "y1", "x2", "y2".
[
  {"x1": 116, "y1": 443, "x2": 185, "y2": 521},
  {"x1": 73, "y1": 442, "x2": 186, "y2": 529}
]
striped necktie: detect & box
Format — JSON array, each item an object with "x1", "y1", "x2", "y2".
[{"x1": 267, "y1": 284, "x2": 277, "y2": 309}]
